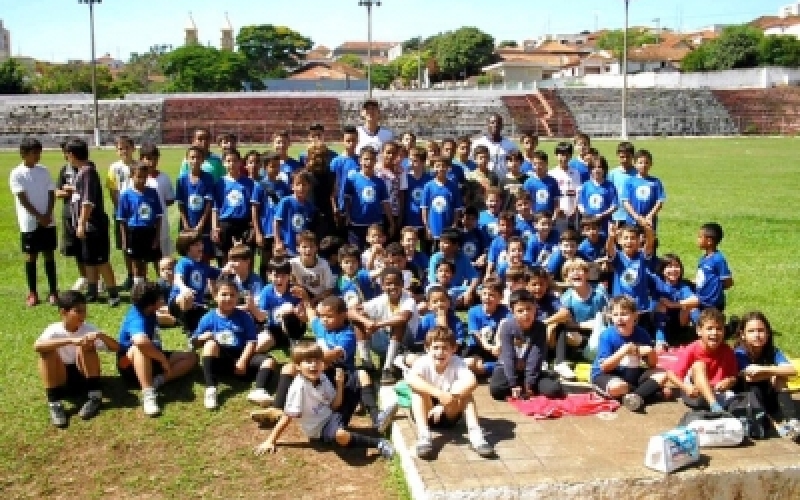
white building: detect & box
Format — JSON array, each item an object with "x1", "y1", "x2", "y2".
[
  {"x1": 780, "y1": 2, "x2": 800, "y2": 17},
  {"x1": 0, "y1": 20, "x2": 10, "y2": 61}
]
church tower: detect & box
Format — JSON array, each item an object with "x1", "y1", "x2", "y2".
[
  {"x1": 220, "y1": 13, "x2": 234, "y2": 51},
  {"x1": 184, "y1": 12, "x2": 198, "y2": 46}
]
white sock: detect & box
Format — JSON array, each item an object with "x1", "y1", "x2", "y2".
[
  {"x1": 384, "y1": 339, "x2": 400, "y2": 370},
  {"x1": 357, "y1": 340, "x2": 370, "y2": 361}
]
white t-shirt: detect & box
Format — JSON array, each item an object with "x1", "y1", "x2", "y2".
[
  {"x1": 362, "y1": 291, "x2": 419, "y2": 353},
  {"x1": 409, "y1": 354, "x2": 472, "y2": 392},
  {"x1": 36, "y1": 321, "x2": 107, "y2": 365},
  {"x1": 284, "y1": 373, "x2": 335, "y2": 439},
  {"x1": 356, "y1": 125, "x2": 394, "y2": 155},
  {"x1": 549, "y1": 167, "x2": 582, "y2": 216},
  {"x1": 470, "y1": 136, "x2": 517, "y2": 178},
  {"x1": 290, "y1": 256, "x2": 335, "y2": 297},
  {"x1": 9, "y1": 164, "x2": 56, "y2": 232}
]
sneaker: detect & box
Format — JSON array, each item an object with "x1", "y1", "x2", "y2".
[
  {"x1": 78, "y1": 397, "x2": 102, "y2": 420},
  {"x1": 380, "y1": 369, "x2": 397, "y2": 385},
  {"x1": 108, "y1": 295, "x2": 121, "y2": 308},
  {"x1": 377, "y1": 439, "x2": 395, "y2": 459},
  {"x1": 26, "y1": 292, "x2": 40, "y2": 307},
  {"x1": 247, "y1": 388, "x2": 275, "y2": 407},
  {"x1": 47, "y1": 293, "x2": 59, "y2": 306},
  {"x1": 553, "y1": 361, "x2": 577, "y2": 381},
  {"x1": 415, "y1": 435, "x2": 434, "y2": 459},
  {"x1": 48, "y1": 401, "x2": 68, "y2": 428},
  {"x1": 623, "y1": 393, "x2": 644, "y2": 412},
  {"x1": 152, "y1": 374, "x2": 165, "y2": 391},
  {"x1": 374, "y1": 402, "x2": 399, "y2": 434},
  {"x1": 71, "y1": 277, "x2": 88, "y2": 292},
  {"x1": 468, "y1": 427, "x2": 495, "y2": 458},
  {"x1": 142, "y1": 388, "x2": 160, "y2": 417},
  {"x1": 204, "y1": 387, "x2": 218, "y2": 410},
  {"x1": 250, "y1": 407, "x2": 284, "y2": 426}
]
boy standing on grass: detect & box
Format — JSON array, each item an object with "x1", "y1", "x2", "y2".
[
  {"x1": 178, "y1": 127, "x2": 224, "y2": 181},
  {"x1": 106, "y1": 136, "x2": 136, "y2": 290},
  {"x1": 10, "y1": 137, "x2": 59, "y2": 306},
  {"x1": 34, "y1": 291, "x2": 119, "y2": 428},
  {"x1": 176, "y1": 146, "x2": 216, "y2": 262},
  {"x1": 139, "y1": 144, "x2": 176, "y2": 258},
  {"x1": 622, "y1": 150, "x2": 666, "y2": 231},
  {"x1": 55, "y1": 141, "x2": 89, "y2": 292}
]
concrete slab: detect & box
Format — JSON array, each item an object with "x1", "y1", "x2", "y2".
[{"x1": 391, "y1": 386, "x2": 800, "y2": 500}]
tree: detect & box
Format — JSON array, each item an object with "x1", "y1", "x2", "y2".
[
  {"x1": 236, "y1": 25, "x2": 313, "y2": 80},
  {"x1": 402, "y1": 36, "x2": 424, "y2": 52},
  {"x1": 680, "y1": 44, "x2": 713, "y2": 72},
  {"x1": 368, "y1": 64, "x2": 394, "y2": 90},
  {"x1": 106, "y1": 45, "x2": 171, "y2": 97},
  {"x1": 161, "y1": 45, "x2": 251, "y2": 92},
  {"x1": 387, "y1": 51, "x2": 431, "y2": 84},
  {"x1": 427, "y1": 27, "x2": 496, "y2": 80},
  {"x1": 759, "y1": 34, "x2": 800, "y2": 67},
  {"x1": 708, "y1": 25, "x2": 762, "y2": 69},
  {"x1": 0, "y1": 58, "x2": 31, "y2": 94},
  {"x1": 498, "y1": 40, "x2": 518, "y2": 48},
  {"x1": 337, "y1": 54, "x2": 364, "y2": 69},
  {"x1": 595, "y1": 28, "x2": 660, "y2": 58},
  {"x1": 32, "y1": 62, "x2": 113, "y2": 97}
]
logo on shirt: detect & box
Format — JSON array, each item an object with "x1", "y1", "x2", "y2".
[
  {"x1": 188, "y1": 194, "x2": 204, "y2": 211},
  {"x1": 635, "y1": 185, "x2": 651, "y2": 201},
  {"x1": 302, "y1": 272, "x2": 322, "y2": 289},
  {"x1": 463, "y1": 241, "x2": 477, "y2": 259},
  {"x1": 621, "y1": 265, "x2": 639, "y2": 287},
  {"x1": 432, "y1": 196, "x2": 448, "y2": 213},
  {"x1": 537, "y1": 248, "x2": 551, "y2": 265},
  {"x1": 190, "y1": 270, "x2": 204, "y2": 289},
  {"x1": 343, "y1": 290, "x2": 361, "y2": 307},
  {"x1": 291, "y1": 214, "x2": 305, "y2": 231},
  {"x1": 227, "y1": 189, "x2": 243, "y2": 206},
  {"x1": 589, "y1": 194, "x2": 604, "y2": 210},
  {"x1": 362, "y1": 186, "x2": 376, "y2": 203},
  {"x1": 138, "y1": 203, "x2": 152, "y2": 220},
  {"x1": 216, "y1": 330, "x2": 235, "y2": 346},
  {"x1": 536, "y1": 189, "x2": 549, "y2": 204},
  {"x1": 412, "y1": 187, "x2": 423, "y2": 202}
]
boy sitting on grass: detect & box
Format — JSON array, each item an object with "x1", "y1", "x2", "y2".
[{"x1": 35, "y1": 291, "x2": 119, "y2": 428}]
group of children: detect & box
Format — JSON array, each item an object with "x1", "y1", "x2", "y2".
[{"x1": 15, "y1": 100, "x2": 798, "y2": 462}]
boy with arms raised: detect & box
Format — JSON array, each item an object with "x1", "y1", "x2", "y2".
[
  {"x1": 35, "y1": 291, "x2": 119, "y2": 427},
  {"x1": 406, "y1": 326, "x2": 494, "y2": 459},
  {"x1": 605, "y1": 223, "x2": 657, "y2": 330}
]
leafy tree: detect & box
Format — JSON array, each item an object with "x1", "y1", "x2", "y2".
[
  {"x1": 107, "y1": 45, "x2": 171, "y2": 96},
  {"x1": 680, "y1": 44, "x2": 713, "y2": 72},
  {"x1": 388, "y1": 51, "x2": 431, "y2": 84},
  {"x1": 368, "y1": 64, "x2": 394, "y2": 89},
  {"x1": 498, "y1": 40, "x2": 518, "y2": 48},
  {"x1": 236, "y1": 24, "x2": 313, "y2": 80},
  {"x1": 33, "y1": 62, "x2": 113, "y2": 97},
  {"x1": 759, "y1": 34, "x2": 800, "y2": 67},
  {"x1": 0, "y1": 58, "x2": 31, "y2": 94},
  {"x1": 161, "y1": 45, "x2": 251, "y2": 92},
  {"x1": 709, "y1": 25, "x2": 762, "y2": 69},
  {"x1": 402, "y1": 36, "x2": 424, "y2": 52},
  {"x1": 337, "y1": 54, "x2": 364, "y2": 69},
  {"x1": 595, "y1": 28, "x2": 660, "y2": 58},
  {"x1": 427, "y1": 27, "x2": 495, "y2": 79}
]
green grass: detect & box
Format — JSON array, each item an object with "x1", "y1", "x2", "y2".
[{"x1": 0, "y1": 138, "x2": 798, "y2": 497}]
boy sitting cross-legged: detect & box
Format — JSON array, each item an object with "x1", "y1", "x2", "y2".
[{"x1": 406, "y1": 326, "x2": 495, "y2": 459}]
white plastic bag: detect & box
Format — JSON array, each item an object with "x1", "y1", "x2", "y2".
[
  {"x1": 644, "y1": 427, "x2": 700, "y2": 473},
  {"x1": 686, "y1": 417, "x2": 744, "y2": 447}
]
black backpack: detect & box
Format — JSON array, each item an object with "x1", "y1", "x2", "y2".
[{"x1": 725, "y1": 392, "x2": 767, "y2": 439}]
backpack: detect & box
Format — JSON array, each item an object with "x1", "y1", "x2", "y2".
[
  {"x1": 678, "y1": 410, "x2": 744, "y2": 447},
  {"x1": 726, "y1": 392, "x2": 767, "y2": 440}
]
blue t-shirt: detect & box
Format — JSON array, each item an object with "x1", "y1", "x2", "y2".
[
  {"x1": 336, "y1": 270, "x2": 377, "y2": 305},
  {"x1": 607, "y1": 166, "x2": 637, "y2": 222},
  {"x1": 344, "y1": 171, "x2": 389, "y2": 226},
  {"x1": 118, "y1": 304, "x2": 161, "y2": 355},
  {"x1": 237, "y1": 273, "x2": 264, "y2": 298},
  {"x1": 520, "y1": 160, "x2": 533, "y2": 176},
  {"x1": 522, "y1": 174, "x2": 560, "y2": 214},
  {"x1": 420, "y1": 179, "x2": 462, "y2": 238},
  {"x1": 610, "y1": 251, "x2": 654, "y2": 312},
  {"x1": 330, "y1": 154, "x2": 360, "y2": 210},
  {"x1": 568, "y1": 157, "x2": 590, "y2": 183},
  {"x1": 487, "y1": 234, "x2": 516, "y2": 267},
  {"x1": 695, "y1": 251, "x2": 731, "y2": 309},
  {"x1": 524, "y1": 230, "x2": 561, "y2": 266},
  {"x1": 515, "y1": 216, "x2": 536, "y2": 245},
  {"x1": 461, "y1": 228, "x2": 489, "y2": 262},
  {"x1": 591, "y1": 325, "x2": 653, "y2": 380},
  {"x1": 545, "y1": 247, "x2": 590, "y2": 279},
  {"x1": 446, "y1": 162, "x2": 466, "y2": 187},
  {"x1": 478, "y1": 210, "x2": 500, "y2": 240},
  {"x1": 116, "y1": 187, "x2": 163, "y2": 228},
  {"x1": 622, "y1": 175, "x2": 666, "y2": 229},
  {"x1": 453, "y1": 159, "x2": 476, "y2": 174},
  {"x1": 560, "y1": 285, "x2": 608, "y2": 323},
  {"x1": 257, "y1": 283, "x2": 300, "y2": 328},
  {"x1": 274, "y1": 196, "x2": 315, "y2": 255},
  {"x1": 734, "y1": 346, "x2": 790, "y2": 371},
  {"x1": 536, "y1": 293, "x2": 562, "y2": 322},
  {"x1": 251, "y1": 178, "x2": 291, "y2": 237},
  {"x1": 175, "y1": 172, "x2": 215, "y2": 232},
  {"x1": 416, "y1": 310, "x2": 467, "y2": 345},
  {"x1": 214, "y1": 176, "x2": 255, "y2": 221},
  {"x1": 578, "y1": 237, "x2": 607, "y2": 262},
  {"x1": 192, "y1": 309, "x2": 258, "y2": 352},
  {"x1": 579, "y1": 179, "x2": 617, "y2": 220},
  {"x1": 467, "y1": 304, "x2": 511, "y2": 347},
  {"x1": 277, "y1": 157, "x2": 302, "y2": 185},
  {"x1": 311, "y1": 317, "x2": 357, "y2": 371},
  {"x1": 169, "y1": 257, "x2": 221, "y2": 305},
  {"x1": 427, "y1": 251, "x2": 478, "y2": 287},
  {"x1": 403, "y1": 171, "x2": 433, "y2": 229}
]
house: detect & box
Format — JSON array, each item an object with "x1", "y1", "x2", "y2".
[
  {"x1": 305, "y1": 45, "x2": 333, "y2": 62},
  {"x1": 288, "y1": 61, "x2": 365, "y2": 81},
  {"x1": 332, "y1": 41, "x2": 400, "y2": 64},
  {"x1": 750, "y1": 15, "x2": 800, "y2": 37},
  {"x1": 624, "y1": 43, "x2": 690, "y2": 73},
  {"x1": 557, "y1": 52, "x2": 616, "y2": 78}
]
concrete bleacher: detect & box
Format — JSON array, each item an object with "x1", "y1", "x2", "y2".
[
  {"x1": 712, "y1": 87, "x2": 800, "y2": 135},
  {"x1": 556, "y1": 88, "x2": 740, "y2": 137}
]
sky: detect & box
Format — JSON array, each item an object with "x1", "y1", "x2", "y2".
[{"x1": 1, "y1": 0, "x2": 793, "y2": 63}]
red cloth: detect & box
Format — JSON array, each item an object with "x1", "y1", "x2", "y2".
[
  {"x1": 509, "y1": 393, "x2": 620, "y2": 419},
  {"x1": 669, "y1": 340, "x2": 738, "y2": 385}
]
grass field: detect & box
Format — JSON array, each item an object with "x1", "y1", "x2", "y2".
[{"x1": 0, "y1": 137, "x2": 798, "y2": 498}]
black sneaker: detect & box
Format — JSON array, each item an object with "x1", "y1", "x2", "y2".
[
  {"x1": 380, "y1": 369, "x2": 397, "y2": 385},
  {"x1": 49, "y1": 402, "x2": 68, "y2": 428},
  {"x1": 78, "y1": 397, "x2": 102, "y2": 420}
]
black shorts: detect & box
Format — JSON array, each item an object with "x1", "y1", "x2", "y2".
[
  {"x1": 114, "y1": 219, "x2": 123, "y2": 250},
  {"x1": 168, "y1": 300, "x2": 207, "y2": 335},
  {"x1": 61, "y1": 363, "x2": 88, "y2": 397},
  {"x1": 262, "y1": 314, "x2": 307, "y2": 348},
  {"x1": 211, "y1": 348, "x2": 269, "y2": 379},
  {"x1": 429, "y1": 397, "x2": 463, "y2": 429},
  {"x1": 20, "y1": 226, "x2": 57, "y2": 254},
  {"x1": 322, "y1": 366, "x2": 361, "y2": 427},
  {"x1": 61, "y1": 219, "x2": 80, "y2": 257},
  {"x1": 117, "y1": 349, "x2": 174, "y2": 388},
  {"x1": 76, "y1": 229, "x2": 111, "y2": 265},
  {"x1": 216, "y1": 219, "x2": 252, "y2": 256},
  {"x1": 125, "y1": 226, "x2": 161, "y2": 263}
]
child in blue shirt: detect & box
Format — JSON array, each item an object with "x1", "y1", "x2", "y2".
[
  {"x1": 606, "y1": 142, "x2": 636, "y2": 226},
  {"x1": 411, "y1": 286, "x2": 467, "y2": 361},
  {"x1": 251, "y1": 151, "x2": 290, "y2": 278},
  {"x1": 463, "y1": 279, "x2": 510, "y2": 376},
  {"x1": 578, "y1": 156, "x2": 617, "y2": 230},
  {"x1": 192, "y1": 276, "x2": 274, "y2": 410},
  {"x1": 421, "y1": 157, "x2": 463, "y2": 247},
  {"x1": 485, "y1": 211, "x2": 518, "y2": 279},
  {"x1": 545, "y1": 229, "x2": 584, "y2": 282},
  {"x1": 605, "y1": 223, "x2": 657, "y2": 328},
  {"x1": 590, "y1": 295, "x2": 667, "y2": 412},
  {"x1": 212, "y1": 149, "x2": 255, "y2": 263},
  {"x1": 426, "y1": 229, "x2": 480, "y2": 309},
  {"x1": 514, "y1": 192, "x2": 537, "y2": 245},
  {"x1": 331, "y1": 126, "x2": 360, "y2": 231},
  {"x1": 336, "y1": 244, "x2": 378, "y2": 307},
  {"x1": 272, "y1": 130, "x2": 302, "y2": 184},
  {"x1": 495, "y1": 237, "x2": 526, "y2": 282},
  {"x1": 524, "y1": 212, "x2": 561, "y2": 266},
  {"x1": 559, "y1": 258, "x2": 609, "y2": 362},
  {"x1": 650, "y1": 253, "x2": 697, "y2": 350},
  {"x1": 176, "y1": 146, "x2": 215, "y2": 260},
  {"x1": 117, "y1": 164, "x2": 163, "y2": 290},
  {"x1": 401, "y1": 148, "x2": 433, "y2": 250},
  {"x1": 460, "y1": 206, "x2": 490, "y2": 271},
  {"x1": 253, "y1": 257, "x2": 308, "y2": 353},
  {"x1": 694, "y1": 222, "x2": 733, "y2": 315},
  {"x1": 273, "y1": 171, "x2": 315, "y2": 257},
  {"x1": 117, "y1": 283, "x2": 198, "y2": 416},
  {"x1": 577, "y1": 217, "x2": 608, "y2": 280},
  {"x1": 522, "y1": 151, "x2": 560, "y2": 215},
  {"x1": 478, "y1": 188, "x2": 502, "y2": 240},
  {"x1": 452, "y1": 136, "x2": 476, "y2": 175},
  {"x1": 622, "y1": 150, "x2": 665, "y2": 231},
  {"x1": 343, "y1": 146, "x2": 393, "y2": 249},
  {"x1": 569, "y1": 133, "x2": 591, "y2": 183}
]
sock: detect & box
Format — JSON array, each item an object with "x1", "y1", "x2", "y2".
[
  {"x1": 108, "y1": 286, "x2": 119, "y2": 299},
  {"x1": 254, "y1": 367, "x2": 273, "y2": 390},
  {"x1": 45, "y1": 387, "x2": 62, "y2": 403},
  {"x1": 347, "y1": 431, "x2": 381, "y2": 449},
  {"x1": 361, "y1": 385, "x2": 381, "y2": 423},
  {"x1": 201, "y1": 356, "x2": 217, "y2": 387},
  {"x1": 86, "y1": 376, "x2": 101, "y2": 399},
  {"x1": 777, "y1": 391, "x2": 798, "y2": 421},
  {"x1": 44, "y1": 259, "x2": 57, "y2": 294},
  {"x1": 357, "y1": 340, "x2": 370, "y2": 362},
  {"x1": 87, "y1": 283, "x2": 98, "y2": 298},
  {"x1": 384, "y1": 339, "x2": 400, "y2": 371},
  {"x1": 273, "y1": 374, "x2": 294, "y2": 410},
  {"x1": 634, "y1": 378, "x2": 662, "y2": 400},
  {"x1": 25, "y1": 261, "x2": 37, "y2": 294}
]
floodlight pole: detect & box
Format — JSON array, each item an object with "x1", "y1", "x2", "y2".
[
  {"x1": 79, "y1": 0, "x2": 101, "y2": 147},
  {"x1": 621, "y1": 0, "x2": 630, "y2": 139},
  {"x1": 359, "y1": 1, "x2": 381, "y2": 98}
]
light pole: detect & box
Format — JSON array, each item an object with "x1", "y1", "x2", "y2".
[
  {"x1": 358, "y1": 0, "x2": 381, "y2": 98},
  {"x1": 621, "y1": 0, "x2": 630, "y2": 139},
  {"x1": 79, "y1": 0, "x2": 101, "y2": 146}
]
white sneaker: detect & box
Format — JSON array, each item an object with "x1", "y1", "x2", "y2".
[
  {"x1": 553, "y1": 362, "x2": 577, "y2": 381},
  {"x1": 142, "y1": 388, "x2": 160, "y2": 417},
  {"x1": 71, "y1": 277, "x2": 88, "y2": 292},
  {"x1": 247, "y1": 388, "x2": 274, "y2": 407},
  {"x1": 468, "y1": 426, "x2": 495, "y2": 458},
  {"x1": 204, "y1": 387, "x2": 218, "y2": 410}
]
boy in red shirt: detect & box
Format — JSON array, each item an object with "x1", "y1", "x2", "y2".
[{"x1": 667, "y1": 308, "x2": 738, "y2": 412}]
